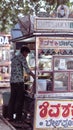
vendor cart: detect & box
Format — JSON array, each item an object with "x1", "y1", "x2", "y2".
[{"x1": 10, "y1": 5, "x2": 73, "y2": 130}]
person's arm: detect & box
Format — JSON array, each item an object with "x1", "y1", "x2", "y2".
[
  {"x1": 18, "y1": 53, "x2": 35, "y2": 79},
  {"x1": 29, "y1": 71, "x2": 35, "y2": 79}
]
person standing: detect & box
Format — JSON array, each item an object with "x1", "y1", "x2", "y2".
[{"x1": 8, "y1": 45, "x2": 35, "y2": 122}]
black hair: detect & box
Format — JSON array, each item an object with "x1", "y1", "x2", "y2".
[{"x1": 20, "y1": 46, "x2": 30, "y2": 53}]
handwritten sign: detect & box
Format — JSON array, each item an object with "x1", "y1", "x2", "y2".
[{"x1": 34, "y1": 99, "x2": 73, "y2": 129}]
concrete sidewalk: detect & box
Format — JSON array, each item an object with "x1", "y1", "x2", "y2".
[
  {"x1": 0, "y1": 115, "x2": 16, "y2": 130},
  {"x1": 0, "y1": 88, "x2": 16, "y2": 130}
]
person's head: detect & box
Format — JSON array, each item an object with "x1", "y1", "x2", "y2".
[{"x1": 20, "y1": 45, "x2": 30, "y2": 57}]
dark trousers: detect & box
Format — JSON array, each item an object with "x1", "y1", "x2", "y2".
[{"x1": 8, "y1": 82, "x2": 24, "y2": 120}]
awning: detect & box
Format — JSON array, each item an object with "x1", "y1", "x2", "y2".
[{"x1": 11, "y1": 15, "x2": 35, "y2": 42}]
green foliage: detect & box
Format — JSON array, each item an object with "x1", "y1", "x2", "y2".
[{"x1": 0, "y1": 0, "x2": 72, "y2": 33}]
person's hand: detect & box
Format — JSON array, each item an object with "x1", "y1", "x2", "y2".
[
  {"x1": 32, "y1": 73, "x2": 35, "y2": 79},
  {"x1": 31, "y1": 80, "x2": 36, "y2": 94},
  {"x1": 30, "y1": 71, "x2": 35, "y2": 79}
]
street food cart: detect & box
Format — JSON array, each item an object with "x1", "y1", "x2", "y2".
[
  {"x1": 11, "y1": 5, "x2": 73, "y2": 130},
  {"x1": 33, "y1": 17, "x2": 73, "y2": 130}
]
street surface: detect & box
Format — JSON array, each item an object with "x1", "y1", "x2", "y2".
[
  {"x1": 0, "y1": 88, "x2": 33, "y2": 130},
  {"x1": 0, "y1": 116, "x2": 16, "y2": 130}
]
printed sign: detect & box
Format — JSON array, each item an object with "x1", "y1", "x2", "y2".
[
  {"x1": 34, "y1": 99, "x2": 73, "y2": 129},
  {"x1": 0, "y1": 35, "x2": 10, "y2": 45},
  {"x1": 38, "y1": 37, "x2": 73, "y2": 49},
  {"x1": 34, "y1": 18, "x2": 73, "y2": 32},
  {"x1": 59, "y1": 59, "x2": 66, "y2": 70}
]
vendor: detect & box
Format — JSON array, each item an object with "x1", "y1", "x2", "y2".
[{"x1": 8, "y1": 45, "x2": 35, "y2": 122}]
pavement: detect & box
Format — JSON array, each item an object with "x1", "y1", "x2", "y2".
[
  {"x1": 0, "y1": 116, "x2": 16, "y2": 130},
  {"x1": 0, "y1": 87, "x2": 10, "y2": 113},
  {"x1": 0, "y1": 88, "x2": 33, "y2": 130},
  {"x1": 0, "y1": 87, "x2": 16, "y2": 130}
]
